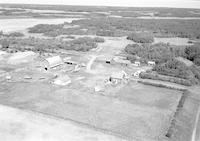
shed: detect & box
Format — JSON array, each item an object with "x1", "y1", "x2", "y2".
[
  {"x1": 53, "y1": 75, "x2": 71, "y2": 86},
  {"x1": 134, "y1": 61, "x2": 141, "y2": 66},
  {"x1": 44, "y1": 56, "x2": 63, "y2": 69},
  {"x1": 148, "y1": 61, "x2": 156, "y2": 66}
]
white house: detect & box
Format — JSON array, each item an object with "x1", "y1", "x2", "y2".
[
  {"x1": 109, "y1": 71, "x2": 127, "y2": 84},
  {"x1": 148, "y1": 61, "x2": 156, "y2": 66}
]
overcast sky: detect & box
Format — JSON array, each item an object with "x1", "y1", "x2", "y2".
[{"x1": 0, "y1": 0, "x2": 200, "y2": 9}]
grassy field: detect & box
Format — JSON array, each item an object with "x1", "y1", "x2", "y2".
[
  {"x1": 0, "y1": 105, "x2": 124, "y2": 141},
  {"x1": 0, "y1": 80, "x2": 182, "y2": 140}
]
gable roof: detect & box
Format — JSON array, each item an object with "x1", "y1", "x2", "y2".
[{"x1": 45, "y1": 56, "x2": 63, "y2": 68}]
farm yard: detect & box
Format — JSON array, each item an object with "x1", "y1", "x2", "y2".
[{"x1": 0, "y1": 3, "x2": 200, "y2": 141}]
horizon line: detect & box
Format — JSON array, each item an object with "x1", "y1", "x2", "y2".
[{"x1": 0, "y1": 2, "x2": 200, "y2": 9}]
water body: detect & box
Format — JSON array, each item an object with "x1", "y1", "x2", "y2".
[
  {"x1": 154, "y1": 37, "x2": 191, "y2": 46},
  {"x1": 0, "y1": 18, "x2": 82, "y2": 33},
  {"x1": 137, "y1": 16, "x2": 200, "y2": 20}
]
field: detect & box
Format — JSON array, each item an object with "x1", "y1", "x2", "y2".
[
  {"x1": 0, "y1": 78, "x2": 182, "y2": 140},
  {"x1": 0, "y1": 3, "x2": 200, "y2": 141}
]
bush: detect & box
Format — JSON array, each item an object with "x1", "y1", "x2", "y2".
[
  {"x1": 153, "y1": 59, "x2": 194, "y2": 79},
  {"x1": 124, "y1": 44, "x2": 140, "y2": 55},
  {"x1": 96, "y1": 30, "x2": 115, "y2": 37},
  {"x1": 152, "y1": 59, "x2": 200, "y2": 84},
  {"x1": 184, "y1": 44, "x2": 200, "y2": 66},
  {"x1": 127, "y1": 32, "x2": 154, "y2": 43},
  {"x1": 1, "y1": 39, "x2": 9, "y2": 49},
  {"x1": 140, "y1": 72, "x2": 193, "y2": 86}
]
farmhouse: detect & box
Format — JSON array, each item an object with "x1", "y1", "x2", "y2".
[{"x1": 109, "y1": 71, "x2": 127, "y2": 84}]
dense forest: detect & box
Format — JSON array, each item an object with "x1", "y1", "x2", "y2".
[
  {"x1": 125, "y1": 43, "x2": 185, "y2": 64},
  {"x1": 0, "y1": 36, "x2": 104, "y2": 52},
  {"x1": 125, "y1": 42, "x2": 200, "y2": 83},
  {"x1": 28, "y1": 18, "x2": 200, "y2": 39}
]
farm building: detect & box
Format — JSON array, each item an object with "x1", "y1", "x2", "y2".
[
  {"x1": 148, "y1": 61, "x2": 156, "y2": 66},
  {"x1": 109, "y1": 71, "x2": 127, "y2": 84},
  {"x1": 65, "y1": 60, "x2": 78, "y2": 65},
  {"x1": 133, "y1": 70, "x2": 145, "y2": 78},
  {"x1": 43, "y1": 56, "x2": 63, "y2": 70},
  {"x1": 113, "y1": 57, "x2": 131, "y2": 66},
  {"x1": 53, "y1": 75, "x2": 71, "y2": 86},
  {"x1": 134, "y1": 61, "x2": 141, "y2": 66}
]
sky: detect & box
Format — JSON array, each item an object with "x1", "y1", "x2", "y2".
[{"x1": 0, "y1": 0, "x2": 200, "y2": 9}]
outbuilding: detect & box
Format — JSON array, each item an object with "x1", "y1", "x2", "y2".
[
  {"x1": 109, "y1": 71, "x2": 127, "y2": 84},
  {"x1": 43, "y1": 56, "x2": 63, "y2": 70},
  {"x1": 148, "y1": 61, "x2": 156, "y2": 66},
  {"x1": 53, "y1": 75, "x2": 71, "y2": 86},
  {"x1": 133, "y1": 70, "x2": 145, "y2": 78},
  {"x1": 134, "y1": 61, "x2": 141, "y2": 66}
]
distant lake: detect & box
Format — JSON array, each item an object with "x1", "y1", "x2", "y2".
[
  {"x1": 0, "y1": 18, "x2": 82, "y2": 33},
  {"x1": 137, "y1": 16, "x2": 200, "y2": 20},
  {"x1": 154, "y1": 37, "x2": 192, "y2": 46}
]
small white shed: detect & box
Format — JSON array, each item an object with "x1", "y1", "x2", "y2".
[
  {"x1": 134, "y1": 61, "x2": 141, "y2": 66},
  {"x1": 148, "y1": 61, "x2": 156, "y2": 66}
]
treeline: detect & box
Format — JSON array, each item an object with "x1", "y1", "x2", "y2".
[
  {"x1": 0, "y1": 31, "x2": 24, "y2": 37},
  {"x1": 0, "y1": 36, "x2": 104, "y2": 52},
  {"x1": 28, "y1": 24, "x2": 64, "y2": 34},
  {"x1": 127, "y1": 32, "x2": 154, "y2": 43},
  {"x1": 125, "y1": 42, "x2": 200, "y2": 84},
  {"x1": 125, "y1": 43, "x2": 185, "y2": 64},
  {"x1": 140, "y1": 72, "x2": 193, "y2": 86},
  {"x1": 28, "y1": 24, "x2": 88, "y2": 37},
  {"x1": 72, "y1": 18, "x2": 200, "y2": 39},
  {"x1": 153, "y1": 59, "x2": 200, "y2": 84},
  {"x1": 28, "y1": 18, "x2": 200, "y2": 39}
]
